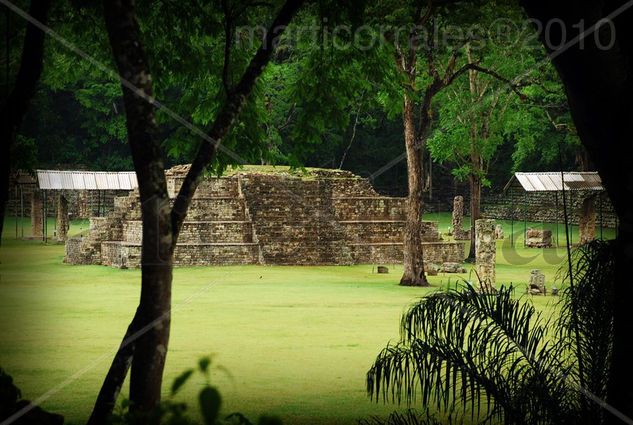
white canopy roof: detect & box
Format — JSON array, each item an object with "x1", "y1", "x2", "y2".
[
  {"x1": 37, "y1": 170, "x2": 138, "y2": 190},
  {"x1": 504, "y1": 172, "x2": 604, "y2": 192}
]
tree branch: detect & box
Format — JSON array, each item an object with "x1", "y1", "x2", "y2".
[
  {"x1": 0, "y1": 0, "x2": 52, "y2": 242},
  {"x1": 444, "y1": 63, "x2": 527, "y2": 99},
  {"x1": 221, "y1": 0, "x2": 233, "y2": 94},
  {"x1": 171, "y1": 0, "x2": 305, "y2": 241}
]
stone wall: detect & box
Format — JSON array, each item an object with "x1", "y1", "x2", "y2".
[
  {"x1": 65, "y1": 166, "x2": 466, "y2": 268},
  {"x1": 348, "y1": 241, "x2": 464, "y2": 265},
  {"x1": 482, "y1": 187, "x2": 616, "y2": 228},
  {"x1": 31, "y1": 191, "x2": 43, "y2": 239},
  {"x1": 475, "y1": 219, "x2": 496, "y2": 289},
  {"x1": 56, "y1": 195, "x2": 69, "y2": 242}
]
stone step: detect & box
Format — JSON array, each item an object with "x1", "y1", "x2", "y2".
[
  {"x1": 349, "y1": 241, "x2": 465, "y2": 265},
  {"x1": 116, "y1": 198, "x2": 248, "y2": 221},
  {"x1": 332, "y1": 197, "x2": 407, "y2": 220},
  {"x1": 167, "y1": 177, "x2": 239, "y2": 198},
  {"x1": 338, "y1": 220, "x2": 440, "y2": 243},
  {"x1": 100, "y1": 241, "x2": 260, "y2": 268},
  {"x1": 122, "y1": 220, "x2": 254, "y2": 244}
]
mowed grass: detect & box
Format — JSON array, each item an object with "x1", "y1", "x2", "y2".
[{"x1": 0, "y1": 215, "x2": 615, "y2": 424}]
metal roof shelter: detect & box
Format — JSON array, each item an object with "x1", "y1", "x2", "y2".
[
  {"x1": 17, "y1": 170, "x2": 137, "y2": 243},
  {"x1": 504, "y1": 172, "x2": 604, "y2": 193},
  {"x1": 36, "y1": 170, "x2": 138, "y2": 190},
  {"x1": 502, "y1": 172, "x2": 607, "y2": 247}
]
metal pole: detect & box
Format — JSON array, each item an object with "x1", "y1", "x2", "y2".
[
  {"x1": 42, "y1": 191, "x2": 46, "y2": 242},
  {"x1": 53, "y1": 193, "x2": 57, "y2": 236},
  {"x1": 599, "y1": 192, "x2": 603, "y2": 240},
  {"x1": 20, "y1": 186, "x2": 24, "y2": 238},
  {"x1": 523, "y1": 192, "x2": 527, "y2": 248},
  {"x1": 511, "y1": 204, "x2": 514, "y2": 247},
  {"x1": 14, "y1": 185, "x2": 18, "y2": 239},
  {"x1": 569, "y1": 191, "x2": 573, "y2": 246},
  {"x1": 555, "y1": 192, "x2": 559, "y2": 247}
]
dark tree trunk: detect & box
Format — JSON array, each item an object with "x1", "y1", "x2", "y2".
[
  {"x1": 467, "y1": 173, "x2": 481, "y2": 261},
  {"x1": 521, "y1": 1, "x2": 633, "y2": 422},
  {"x1": 400, "y1": 92, "x2": 428, "y2": 286},
  {"x1": 87, "y1": 312, "x2": 139, "y2": 424},
  {"x1": 91, "y1": 0, "x2": 304, "y2": 421},
  {"x1": 0, "y1": 0, "x2": 51, "y2": 243},
  {"x1": 101, "y1": 0, "x2": 172, "y2": 417}
]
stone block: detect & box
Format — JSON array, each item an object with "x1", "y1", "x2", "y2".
[
  {"x1": 475, "y1": 219, "x2": 496, "y2": 290},
  {"x1": 525, "y1": 228, "x2": 553, "y2": 248}
]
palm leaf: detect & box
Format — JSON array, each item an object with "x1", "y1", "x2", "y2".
[{"x1": 367, "y1": 285, "x2": 575, "y2": 425}]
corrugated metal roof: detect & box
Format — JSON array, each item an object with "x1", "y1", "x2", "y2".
[
  {"x1": 36, "y1": 170, "x2": 138, "y2": 190},
  {"x1": 505, "y1": 172, "x2": 604, "y2": 192}
]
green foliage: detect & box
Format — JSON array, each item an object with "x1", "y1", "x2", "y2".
[
  {"x1": 367, "y1": 241, "x2": 616, "y2": 424},
  {"x1": 556, "y1": 240, "x2": 615, "y2": 425},
  {"x1": 112, "y1": 356, "x2": 282, "y2": 425},
  {"x1": 360, "y1": 409, "x2": 457, "y2": 425},
  {"x1": 199, "y1": 387, "x2": 223, "y2": 425}
]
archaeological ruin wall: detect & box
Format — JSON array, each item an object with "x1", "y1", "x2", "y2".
[{"x1": 65, "y1": 166, "x2": 465, "y2": 268}]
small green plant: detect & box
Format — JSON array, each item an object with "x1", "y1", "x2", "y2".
[{"x1": 111, "y1": 356, "x2": 282, "y2": 425}]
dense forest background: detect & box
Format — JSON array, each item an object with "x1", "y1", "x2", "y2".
[{"x1": 5, "y1": 0, "x2": 584, "y2": 203}]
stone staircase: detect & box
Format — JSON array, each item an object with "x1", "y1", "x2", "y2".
[
  {"x1": 65, "y1": 165, "x2": 464, "y2": 268},
  {"x1": 240, "y1": 174, "x2": 354, "y2": 265}
]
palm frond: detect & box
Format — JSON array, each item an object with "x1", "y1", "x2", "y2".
[
  {"x1": 367, "y1": 285, "x2": 575, "y2": 425},
  {"x1": 557, "y1": 240, "x2": 615, "y2": 424},
  {"x1": 358, "y1": 409, "x2": 458, "y2": 425}
]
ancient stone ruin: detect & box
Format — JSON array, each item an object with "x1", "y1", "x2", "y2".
[
  {"x1": 451, "y1": 196, "x2": 470, "y2": 240},
  {"x1": 579, "y1": 196, "x2": 596, "y2": 244},
  {"x1": 525, "y1": 228, "x2": 553, "y2": 248},
  {"x1": 31, "y1": 191, "x2": 43, "y2": 239},
  {"x1": 55, "y1": 195, "x2": 69, "y2": 242},
  {"x1": 65, "y1": 166, "x2": 465, "y2": 268},
  {"x1": 495, "y1": 224, "x2": 504, "y2": 240},
  {"x1": 527, "y1": 269, "x2": 546, "y2": 295},
  {"x1": 475, "y1": 219, "x2": 496, "y2": 290}
]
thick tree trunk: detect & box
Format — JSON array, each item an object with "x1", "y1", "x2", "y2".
[
  {"x1": 400, "y1": 92, "x2": 428, "y2": 286},
  {"x1": 92, "y1": 0, "x2": 304, "y2": 421},
  {"x1": 102, "y1": 0, "x2": 172, "y2": 418},
  {"x1": 0, "y1": 0, "x2": 51, "y2": 243},
  {"x1": 87, "y1": 311, "x2": 139, "y2": 424},
  {"x1": 467, "y1": 173, "x2": 481, "y2": 261},
  {"x1": 521, "y1": 2, "x2": 633, "y2": 422}
]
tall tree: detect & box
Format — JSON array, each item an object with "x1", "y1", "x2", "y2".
[
  {"x1": 365, "y1": 1, "x2": 524, "y2": 285},
  {"x1": 428, "y1": 35, "x2": 561, "y2": 259},
  {"x1": 0, "y1": 0, "x2": 52, "y2": 241},
  {"x1": 89, "y1": 0, "x2": 304, "y2": 421}
]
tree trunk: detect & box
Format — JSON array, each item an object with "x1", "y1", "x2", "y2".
[
  {"x1": 92, "y1": 0, "x2": 305, "y2": 420},
  {"x1": 521, "y1": 2, "x2": 633, "y2": 422},
  {"x1": 87, "y1": 311, "x2": 139, "y2": 424},
  {"x1": 467, "y1": 173, "x2": 481, "y2": 261},
  {"x1": 0, "y1": 0, "x2": 52, "y2": 243},
  {"x1": 400, "y1": 92, "x2": 428, "y2": 286},
  {"x1": 102, "y1": 0, "x2": 172, "y2": 417},
  {"x1": 130, "y1": 195, "x2": 173, "y2": 412}
]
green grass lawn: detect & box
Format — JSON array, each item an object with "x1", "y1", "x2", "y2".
[{"x1": 0, "y1": 215, "x2": 615, "y2": 424}]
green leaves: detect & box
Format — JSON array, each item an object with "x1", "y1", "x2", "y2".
[
  {"x1": 367, "y1": 284, "x2": 577, "y2": 425},
  {"x1": 199, "y1": 357, "x2": 211, "y2": 374},
  {"x1": 171, "y1": 369, "x2": 194, "y2": 396},
  {"x1": 199, "y1": 386, "x2": 222, "y2": 425}
]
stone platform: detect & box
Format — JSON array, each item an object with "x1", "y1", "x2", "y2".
[{"x1": 65, "y1": 165, "x2": 465, "y2": 268}]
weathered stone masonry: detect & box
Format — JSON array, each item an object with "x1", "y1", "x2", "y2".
[{"x1": 65, "y1": 166, "x2": 465, "y2": 268}]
